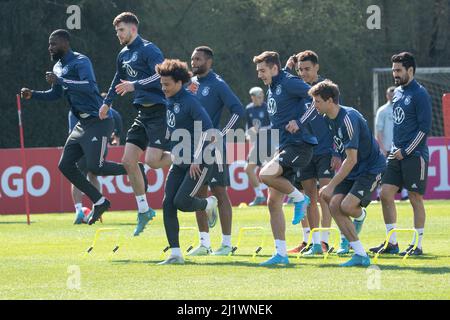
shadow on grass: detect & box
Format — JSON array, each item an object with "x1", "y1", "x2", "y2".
[
  {"x1": 102, "y1": 222, "x2": 136, "y2": 226},
  {"x1": 315, "y1": 259, "x2": 450, "y2": 274},
  {"x1": 0, "y1": 221, "x2": 35, "y2": 225},
  {"x1": 367, "y1": 253, "x2": 440, "y2": 261},
  {"x1": 110, "y1": 258, "x2": 300, "y2": 269}
]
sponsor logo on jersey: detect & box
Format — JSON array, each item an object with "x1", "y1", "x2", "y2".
[
  {"x1": 267, "y1": 98, "x2": 277, "y2": 115},
  {"x1": 393, "y1": 107, "x2": 405, "y2": 125},
  {"x1": 166, "y1": 110, "x2": 176, "y2": 128}
]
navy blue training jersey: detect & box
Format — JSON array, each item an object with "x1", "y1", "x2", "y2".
[
  {"x1": 391, "y1": 79, "x2": 432, "y2": 161},
  {"x1": 104, "y1": 35, "x2": 166, "y2": 107},
  {"x1": 245, "y1": 102, "x2": 271, "y2": 130},
  {"x1": 31, "y1": 50, "x2": 105, "y2": 119},
  {"x1": 302, "y1": 77, "x2": 336, "y2": 156},
  {"x1": 325, "y1": 106, "x2": 386, "y2": 180},
  {"x1": 189, "y1": 70, "x2": 244, "y2": 137},
  {"x1": 166, "y1": 88, "x2": 213, "y2": 163},
  {"x1": 266, "y1": 70, "x2": 317, "y2": 149}
]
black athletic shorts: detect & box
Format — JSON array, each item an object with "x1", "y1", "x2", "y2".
[
  {"x1": 382, "y1": 154, "x2": 428, "y2": 195},
  {"x1": 274, "y1": 143, "x2": 313, "y2": 184},
  {"x1": 334, "y1": 173, "x2": 382, "y2": 207},
  {"x1": 202, "y1": 147, "x2": 230, "y2": 187},
  {"x1": 299, "y1": 153, "x2": 335, "y2": 181},
  {"x1": 126, "y1": 104, "x2": 170, "y2": 151}
]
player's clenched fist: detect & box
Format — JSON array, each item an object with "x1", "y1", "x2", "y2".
[{"x1": 21, "y1": 88, "x2": 32, "y2": 100}]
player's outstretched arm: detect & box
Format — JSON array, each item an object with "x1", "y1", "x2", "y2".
[{"x1": 24, "y1": 83, "x2": 63, "y2": 101}]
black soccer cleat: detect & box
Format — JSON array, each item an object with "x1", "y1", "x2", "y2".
[
  {"x1": 139, "y1": 163, "x2": 148, "y2": 193},
  {"x1": 399, "y1": 245, "x2": 423, "y2": 256},
  {"x1": 369, "y1": 242, "x2": 399, "y2": 254},
  {"x1": 88, "y1": 199, "x2": 111, "y2": 225}
]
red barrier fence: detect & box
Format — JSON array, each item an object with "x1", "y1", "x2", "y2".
[{"x1": 1, "y1": 139, "x2": 449, "y2": 215}]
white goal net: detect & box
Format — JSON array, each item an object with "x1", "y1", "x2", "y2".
[{"x1": 372, "y1": 67, "x2": 450, "y2": 137}]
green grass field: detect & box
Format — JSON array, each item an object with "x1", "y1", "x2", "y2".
[{"x1": 1, "y1": 200, "x2": 449, "y2": 300}]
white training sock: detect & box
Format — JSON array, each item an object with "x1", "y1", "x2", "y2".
[
  {"x1": 321, "y1": 230, "x2": 330, "y2": 244},
  {"x1": 205, "y1": 197, "x2": 215, "y2": 210},
  {"x1": 349, "y1": 240, "x2": 367, "y2": 257},
  {"x1": 303, "y1": 227, "x2": 311, "y2": 243},
  {"x1": 288, "y1": 188, "x2": 305, "y2": 203},
  {"x1": 275, "y1": 239, "x2": 287, "y2": 257},
  {"x1": 74, "y1": 203, "x2": 83, "y2": 212},
  {"x1": 354, "y1": 208, "x2": 366, "y2": 221},
  {"x1": 200, "y1": 232, "x2": 211, "y2": 248},
  {"x1": 222, "y1": 234, "x2": 232, "y2": 247},
  {"x1": 94, "y1": 197, "x2": 105, "y2": 206},
  {"x1": 136, "y1": 195, "x2": 150, "y2": 213},
  {"x1": 413, "y1": 228, "x2": 424, "y2": 249},
  {"x1": 254, "y1": 185, "x2": 264, "y2": 198},
  {"x1": 401, "y1": 188, "x2": 408, "y2": 198},
  {"x1": 386, "y1": 224, "x2": 397, "y2": 244},
  {"x1": 171, "y1": 247, "x2": 182, "y2": 257},
  {"x1": 312, "y1": 231, "x2": 320, "y2": 245}
]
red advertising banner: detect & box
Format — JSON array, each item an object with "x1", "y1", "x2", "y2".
[{"x1": 1, "y1": 138, "x2": 449, "y2": 215}]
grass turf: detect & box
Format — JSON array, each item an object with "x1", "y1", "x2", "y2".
[{"x1": 0, "y1": 200, "x2": 449, "y2": 299}]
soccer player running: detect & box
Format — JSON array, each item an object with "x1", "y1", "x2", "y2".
[
  {"x1": 20, "y1": 29, "x2": 128, "y2": 224},
  {"x1": 245, "y1": 87, "x2": 273, "y2": 206},
  {"x1": 157, "y1": 59, "x2": 218, "y2": 265},
  {"x1": 100, "y1": 12, "x2": 172, "y2": 236},
  {"x1": 253, "y1": 51, "x2": 317, "y2": 266},
  {"x1": 187, "y1": 46, "x2": 245, "y2": 256},
  {"x1": 285, "y1": 50, "x2": 342, "y2": 255},
  {"x1": 310, "y1": 80, "x2": 386, "y2": 267},
  {"x1": 370, "y1": 52, "x2": 432, "y2": 256},
  {"x1": 68, "y1": 104, "x2": 123, "y2": 224}
]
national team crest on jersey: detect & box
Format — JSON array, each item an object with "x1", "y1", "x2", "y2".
[
  {"x1": 393, "y1": 107, "x2": 405, "y2": 124},
  {"x1": 252, "y1": 119, "x2": 261, "y2": 127},
  {"x1": 62, "y1": 66, "x2": 69, "y2": 75},
  {"x1": 404, "y1": 95, "x2": 412, "y2": 106},
  {"x1": 259, "y1": 111, "x2": 264, "y2": 118},
  {"x1": 167, "y1": 110, "x2": 176, "y2": 128},
  {"x1": 338, "y1": 127, "x2": 343, "y2": 139},
  {"x1": 202, "y1": 87, "x2": 210, "y2": 96},
  {"x1": 131, "y1": 52, "x2": 138, "y2": 62},
  {"x1": 275, "y1": 85, "x2": 282, "y2": 95},
  {"x1": 267, "y1": 98, "x2": 277, "y2": 115},
  {"x1": 174, "y1": 103, "x2": 181, "y2": 114}
]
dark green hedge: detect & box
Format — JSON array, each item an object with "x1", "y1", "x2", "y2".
[{"x1": 1, "y1": 0, "x2": 448, "y2": 148}]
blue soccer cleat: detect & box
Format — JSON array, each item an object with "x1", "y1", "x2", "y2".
[
  {"x1": 259, "y1": 254, "x2": 289, "y2": 266},
  {"x1": 302, "y1": 243, "x2": 324, "y2": 256},
  {"x1": 133, "y1": 208, "x2": 156, "y2": 236},
  {"x1": 292, "y1": 195, "x2": 310, "y2": 225},
  {"x1": 73, "y1": 210, "x2": 84, "y2": 225},
  {"x1": 353, "y1": 208, "x2": 367, "y2": 235},
  {"x1": 339, "y1": 254, "x2": 371, "y2": 267},
  {"x1": 249, "y1": 196, "x2": 267, "y2": 206},
  {"x1": 336, "y1": 237, "x2": 350, "y2": 255}
]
